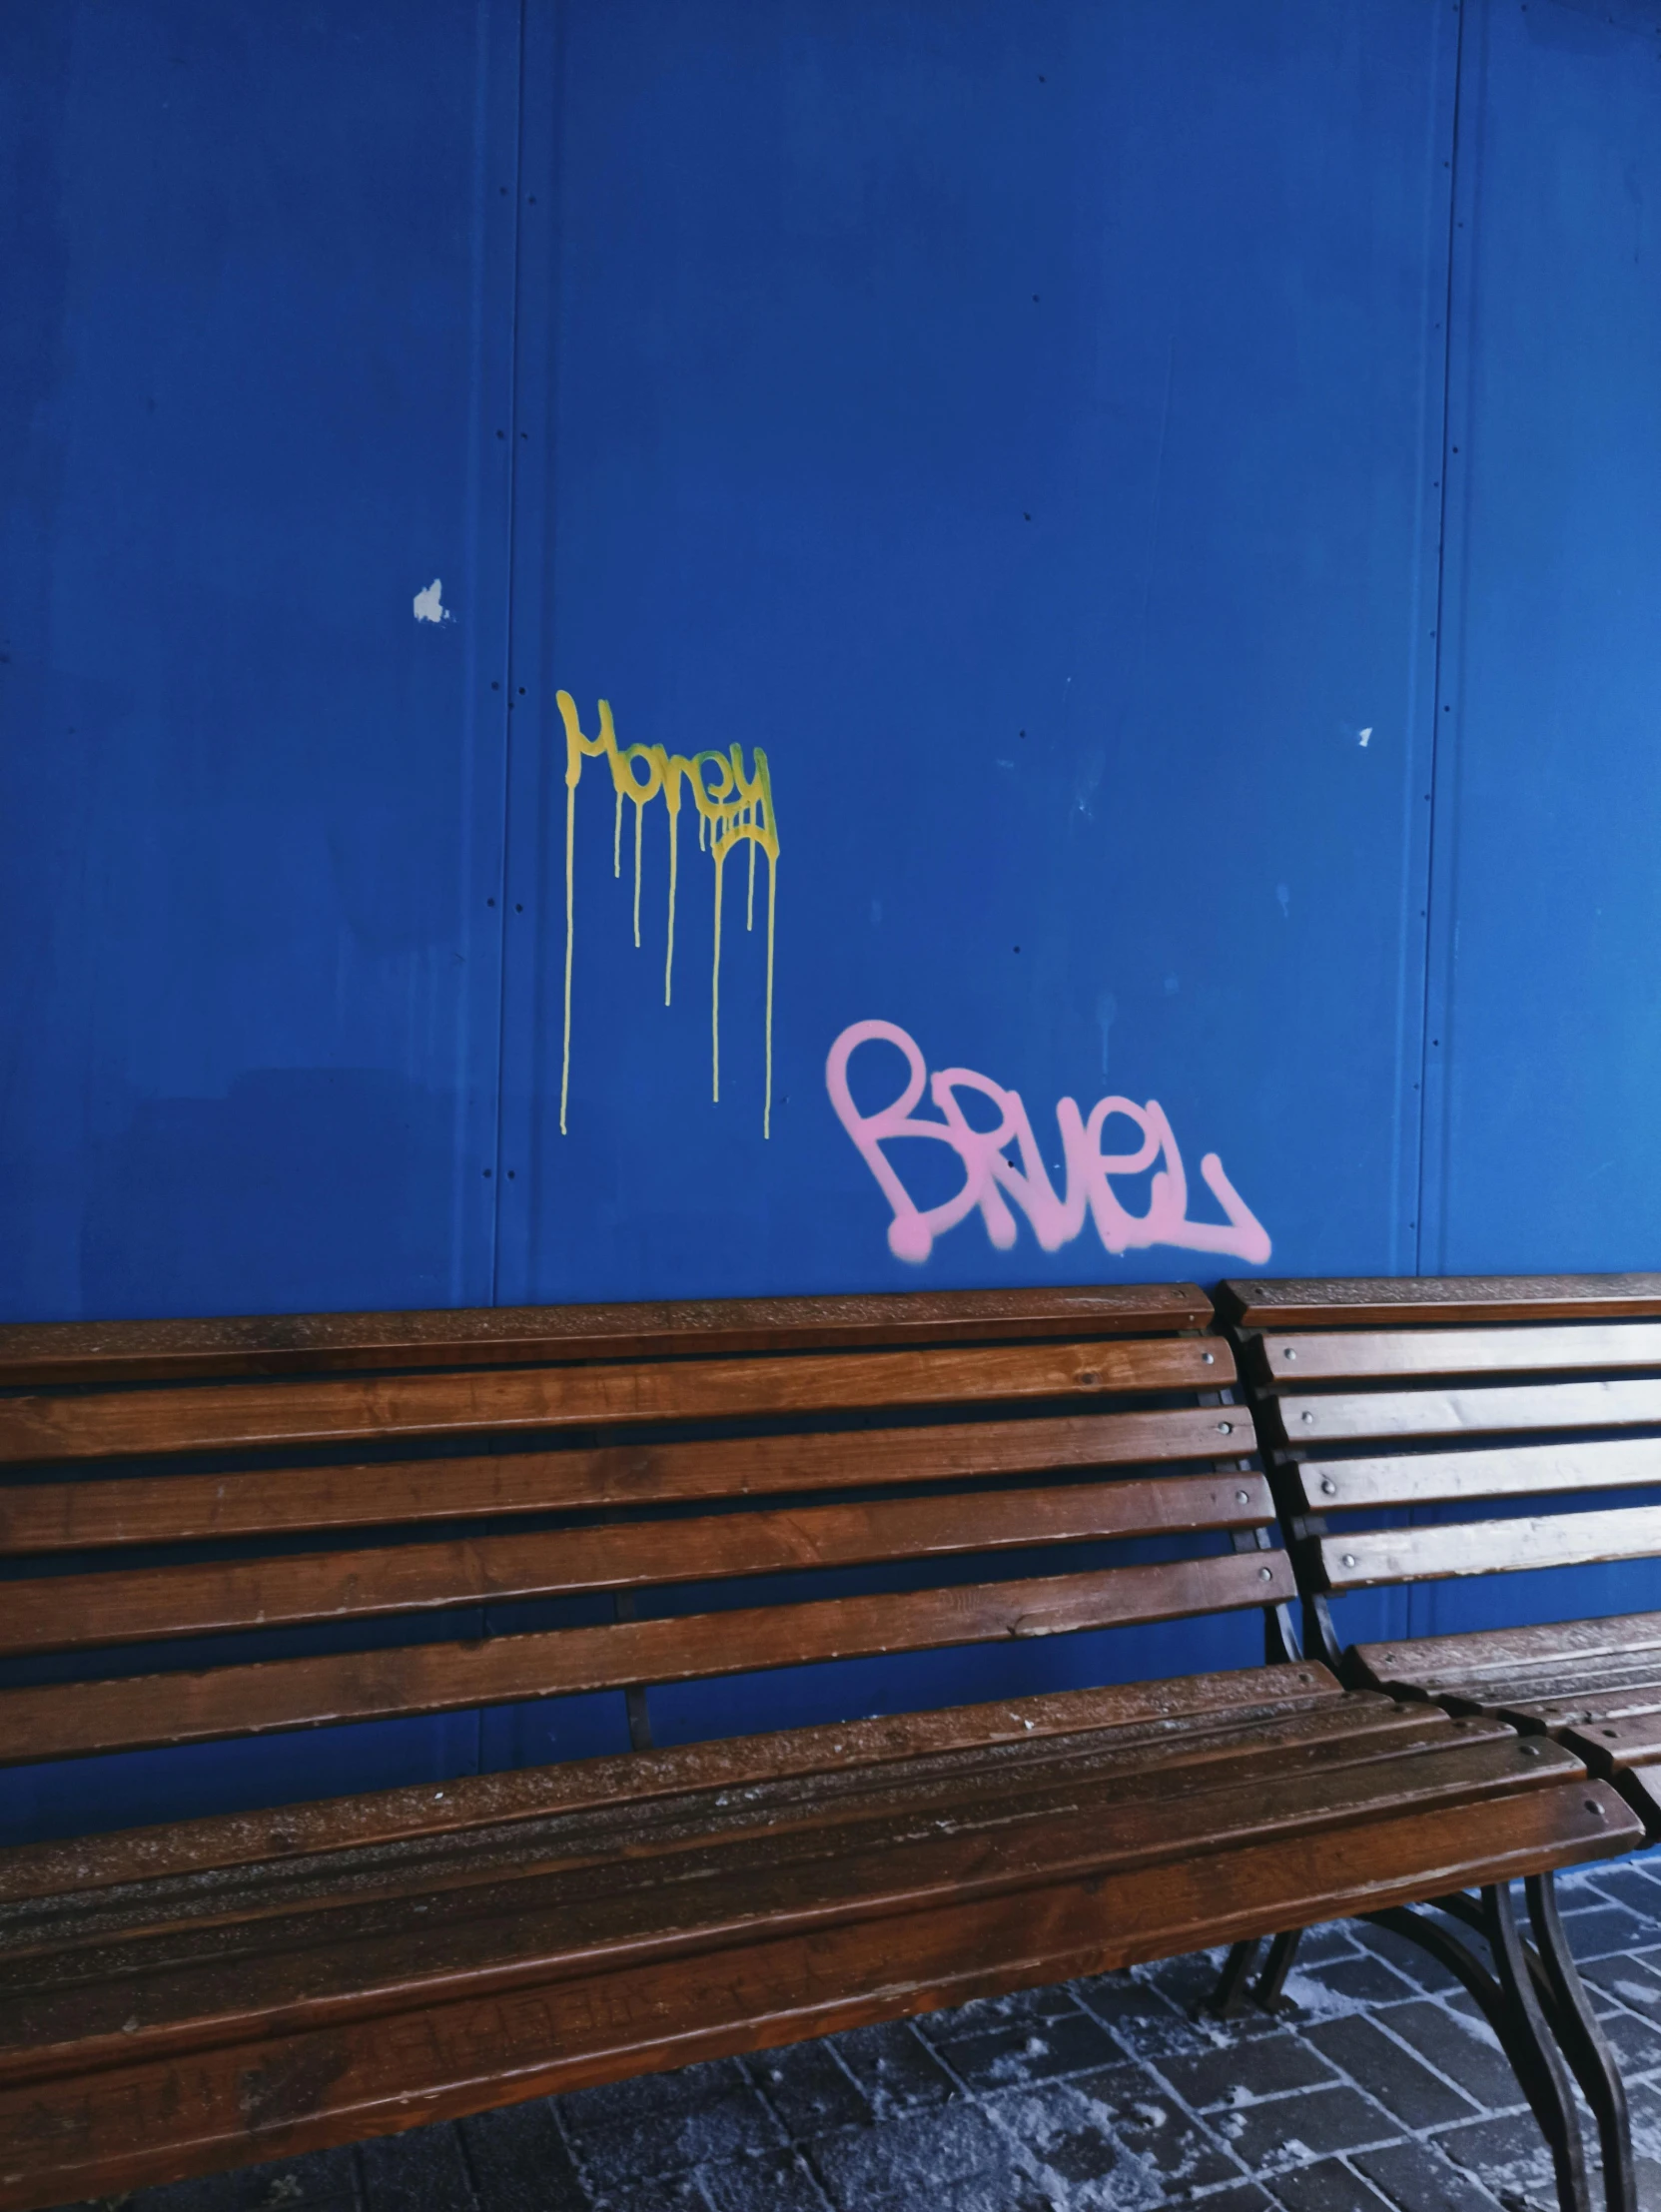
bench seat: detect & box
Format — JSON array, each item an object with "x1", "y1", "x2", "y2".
[
  {"x1": 0, "y1": 1667, "x2": 1626, "y2": 2207},
  {"x1": 1351, "y1": 1613, "x2": 1661, "y2": 1833},
  {"x1": 0, "y1": 1284, "x2": 1642, "y2": 2212}
]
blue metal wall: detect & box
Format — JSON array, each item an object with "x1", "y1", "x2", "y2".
[
  {"x1": 6, "y1": 0, "x2": 1659, "y2": 1316},
  {"x1": 1, "y1": 1, "x2": 518, "y2": 1320},
  {"x1": 5, "y1": 0, "x2": 1661, "y2": 1831},
  {"x1": 4, "y1": 0, "x2": 1477, "y2": 1321}
]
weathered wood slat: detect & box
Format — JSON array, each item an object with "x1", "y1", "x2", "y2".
[
  {"x1": 1220, "y1": 1274, "x2": 1661, "y2": 1327},
  {"x1": 1358, "y1": 1656, "x2": 1661, "y2": 1716},
  {"x1": 0, "y1": 1472, "x2": 1274, "y2": 1658},
  {"x1": 1315, "y1": 1504, "x2": 1661, "y2": 1592},
  {"x1": 1554, "y1": 1716, "x2": 1661, "y2": 1777},
  {"x1": 0, "y1": 1733, "x2": 1587, "y2": 2075},
  {"x1": 1256, "y1": 1323, "x2": 1661, "y2": 1385},
  {"x1": 1293, "y1": 1438, "x2": 1661, "y2": 1512},
  {"x1": 0, "y1": 1406, "x2": 1245, "y2": 1555},
  {"x1": 0, "y1": 1337, "x2": 1236, "y2": 1465},
  {"x1": 0, "y1": 1664, "x2": 1343, "y2": 1905},
  {"x1": 1269, "y1": 1377, "x2": 1661, "y2": 1447},
  {"x1": 0, "y1": 1550, "x2": 1294, "y2": 1764},
  {"x1": 0, "y1": 1286, "x2": 1212, "y2": 1387},
  {"x1": 0, "y1": 1783, "x2": 1631, "y2": 2212},
  {"x1": 1351, "y1": 1611, "x2": 1661, "y2": 1688}
]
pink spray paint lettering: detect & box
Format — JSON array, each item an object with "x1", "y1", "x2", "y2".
[{"x1": 825, "y1": 1020, "x2": 1271, "y2": 1267}]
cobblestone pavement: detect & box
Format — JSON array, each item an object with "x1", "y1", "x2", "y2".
[{"x1": 78, "y1": 1857, "x2": 1661, "y2": 2212}]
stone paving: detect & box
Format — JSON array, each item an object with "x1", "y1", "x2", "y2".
[{"x1": 84, "y1": 1857, "x2": 1661, "y2": 2212}]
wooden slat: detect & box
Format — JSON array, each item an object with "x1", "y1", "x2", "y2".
[
  {"x1": 0, "y1": 1472, "x2": 1274, "y2": 1658},
  {"x1": 1554, "y1": 1716, "x2": 1661, "y2": 1777},
  {"x1": 1351, "y1": 1610, "x2": 1661, "y2": 1687},
  {"x1": 0, "y1": 1406, "x2": 1246, "y2": 1555},
  {"x1": 1257, "y1": 1323, "x2": 1661, "y2": 1385},
  {"x1": 0, "y1": 1785, "x2": 1632, "y2": 2212},
  {"x1": 1413, "y1": 1664, "x2": 1661, "y2": 1719},
  {"x1": 1316, "y1": 1505, "x2": 1661, "y2": 1593},
  {"x1": 1269, "y1": 1377, "x2": 1661, "y2": 1448},
  {"x1": 1220, "y1": 1273, "x2": 1661, "y2": 1327},
  {"x1": 0, "y1": 1337, "x2": 1237, "y2": 1465},
  {"x1": 0, "y1": 1286, "x2": 1212, "y2": 1387},
  {"x1": 1619, "y1": 1764, "x2": 1661, "y2": 1831},
  {"x1": 1294, "y1": 1437, "x2": 1661, "y2": 1512},
  {"x1": 0, "y1": 1663, "x2": 1343, "y2": 1905},
  {"x1": 0, "y1": 1550, "x2": 1294, "y2": 1764}
]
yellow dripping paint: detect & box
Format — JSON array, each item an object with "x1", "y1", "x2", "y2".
[{"x1": 556, "y1": 691, "x2": 780, "y2": 1136}]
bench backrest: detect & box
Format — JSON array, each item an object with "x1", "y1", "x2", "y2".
[
  {"x1": 0, "y1": 1284, "x2": 1291, "y2": 1834},
  {"x1": 1221, "y1": 1272, "x2": 1661, "y2": 1664}
]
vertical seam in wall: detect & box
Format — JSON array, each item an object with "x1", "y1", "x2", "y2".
[
  {"x1": 487, "y1": 0, "x2": 529, "y2": 1310},
  {"x1": 475, "y1": 0, "x2": 529, "y2": 1784},
  {"x1": 1412, "y1": 0, "x2": 1468, "y2": 1281}
]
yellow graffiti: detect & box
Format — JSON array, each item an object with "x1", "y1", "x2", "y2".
[{"x1": 556, "y1": 691, "x2": 779, "y2": 1137}]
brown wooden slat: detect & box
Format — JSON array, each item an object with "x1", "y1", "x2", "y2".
[
  {"x1": 0, "y1": 1550, "x2": 1293, "y2": 1765},
  {"x1": 1351, "y1": 1611, "x2": 1661, "y2": 1687},
  {"x1": 0, "y1": 1405, "x2": 1246, "y2": 1555},
  {"x1": 1293, "y1": 1438, "x2": 1661, "y2": 1512},
  {"x1": 0, "y1": 1663, "x2": 1342, "y2": 1904},
  {"x1": 1485, "y1": 1670, "x2": 1661, "y2": 1719},
  {"x1": 0, "y1": 1784, "x2": 1631, "y2": 2212},
  {"x1": 1352, "y1": 1656, "x2": 1661, "y2": 1720},
  {"x1": 1220, "y1": 1273, "x2": 1661, "y2": 1327},
  {"x1": 0, "y1": 1471, "x2": 1274, "y2": 1659},
  {"x1": 1619, "y1": 1763, "x2": 1661, "y2": 1833},
  {"x1": 1555, "y1": 1716, "x2": 1661, "y2": 1777},
  {"x1": 0, "y1": 1337, "x2": 1237, "y2": 1465},
  {"x1": 1256, "y1": 1322, "x2": 1661, "y2": 1386},
  {"x1": 1401, "y1": 1663, "x2": 1661, "y2": 1720},
  {"x1": 1269, "y1": 1377, "x2": 1661, "y2": 1448},
  {"x1": 0, "y1": 1285, "x2": 1212, "y2": 1387},
  {"x1": 0, "y1": 1730, "x2": 1578, "y2": 2065},
  {"x1": 1315, "y1": 1505, "x2": 1661, "y2": 1593}
]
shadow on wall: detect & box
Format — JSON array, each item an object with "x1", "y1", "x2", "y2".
[{"x1": 80, "y1": 1068, "x2": 461, "y2": 1317}]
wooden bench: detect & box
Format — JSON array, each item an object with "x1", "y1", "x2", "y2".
[
  {"x1": 1223, "y1": 1269, "x2": 1661, "y2": 2212},
  {"x1": 0, "y1": 1287, "x2": 1639, "y2": 2212}
]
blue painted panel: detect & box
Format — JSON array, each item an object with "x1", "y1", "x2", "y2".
[
  {"x1": 1420, "y1": 0, "x2": 1661, "y2": 1272},
  {"x1": 0, "y1": 1, "x2": 517, "y2": 1320},
  {"x1": 497, "y1": 0, "x2": 1457, "y2": 1305}
]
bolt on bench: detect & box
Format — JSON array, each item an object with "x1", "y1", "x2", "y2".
[
  {"x1": 0, "y1": 1287, "x2": 1640, "y2": 2212},
  {"x1": 1223, "y1": 1269, "x2": 1661, "y2": 2212}
]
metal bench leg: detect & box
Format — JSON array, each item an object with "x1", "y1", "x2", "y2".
[
  {"x1": 1251, "y1": 1928, "x2": 1303, "y2": 2011},
  {"x1": 1207, "y1": 1937, "x2": 1262, "y2": 2015},
  {"x1": 1207, "y1": 1928, "x2": 1304, "y2": 2016},
  {"x1": 1525, "y1": 1872, "x2": 1636, "y2": 2212},
  {"x1": 1363, "y1": 1888, "x2": 1592, "y2": 2212}
]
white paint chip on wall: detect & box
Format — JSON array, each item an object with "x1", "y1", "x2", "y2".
[{"x1": 413, "y1": 578, "x2": 450, "y2": 624}]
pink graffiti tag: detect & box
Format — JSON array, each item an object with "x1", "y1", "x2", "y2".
[{"x1": 825, "y1": 1019, "x2": 1271, "y2": 1266}]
